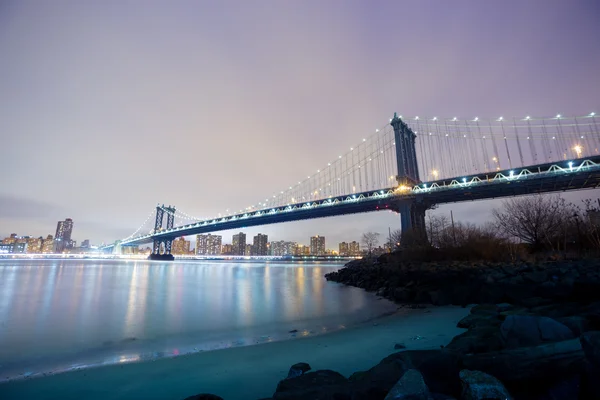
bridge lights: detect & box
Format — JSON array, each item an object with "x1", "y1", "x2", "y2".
[
  {"x1": 591, "y1": 112, "x2": 596, "y2": 117},
  {"x1": 526, "y1": 116, "x2": 531, "y2": 120},
  {"x1": 462, "y1": 177, "x2": 467, "y2": 183},
  {"x1": 573, "y1": 145, "x2": 583, "y2": 157},
  {"x1": 556, "y1": 114, "x2": 561, "y2": 119},
  {"x1": 431, "y1": 169, "x2": 439, "y2": 179},
  {"x1": 509, "y1": 170, "x2": 514, "y2": 177},
  {"x1": 568, "y1": 161, "x2": 574, "y2": 170}
]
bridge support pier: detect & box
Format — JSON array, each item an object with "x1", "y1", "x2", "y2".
[
  {"x1": 148, "y1": 204, "x2": 176, "y2": 261},
  {"x1": 395, "y1": 201, "x2": 428, "y2": 247}
]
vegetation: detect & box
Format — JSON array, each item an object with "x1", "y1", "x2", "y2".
[
  {"x1": 381, "y1": 193, "x2": 600, "y2": 262},
  {"x1": 361, "y1": 232, "x2": 380, "y2": 256}
]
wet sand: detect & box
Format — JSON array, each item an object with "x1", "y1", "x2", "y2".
[{"x1": 0, "y1": 306, "x2": 468, "y2": 400}]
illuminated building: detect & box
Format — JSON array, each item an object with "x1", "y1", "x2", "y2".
[
  {"x1": 27, "y1": 237, "x2": 43, "y2": 253},
  {"x1": 54, "y1": 218, "x2": 74, "y2": 252},
  {"x1": 196, "y1": 234, "x2": 222, "y2": 255},
  {"x1": 222, "y1": 244, "x2": 233, "y2": 255},
  {"x1": 2, "y1": 233, "x2": 17, "y2": 245},
  {"x1": 310, "y1": 235, "x2": 325, "y2": 256},
  {"x1": 232, "y1": 232, "x2": 246, "y2": 255},
  {"x1": 253, "y1": 233, "x2": 268, "y2": 256},
  {"x1": 349, "y1": 241, "x2": 360, "y2": 256},
  {"x1": 245, "y1": 244, "x2": 252, "y2": 256},
  {"x1": 42, "y1": 235, "x2": 54, "y2": 253},
  {"x1": 172, "y1": 237, "x2": 191, "y2": 255},
  {"x1": 293, "y1": 244, "x2": 311, "y2": 256},
  {"x1": 339, "y1": 242, "x2": 349, "y2": 256},
  {"x1": 270, "y1": 241, "x2": 296, "y2": 256},
  {"x1": 0, "y1": 243, "x2": 12, "y2": 253}
]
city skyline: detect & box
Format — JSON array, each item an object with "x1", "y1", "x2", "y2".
[{"x1": 1, "y1": 1, "x2": 599, "y2": 245}]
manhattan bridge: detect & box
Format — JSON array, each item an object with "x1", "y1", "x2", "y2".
[{"x1": 101, "y1": 112, "x2": 600, "y2": 260}]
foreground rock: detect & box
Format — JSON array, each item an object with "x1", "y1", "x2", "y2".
[
  {"x1": 273, "y1": 370, "x2": 350, "y2": 400},
  {"x1": 287, "y1": 362, "x2": 312, "y2": 378},
  {"x1": 384, "y1": 369, "x2": 430, "y2": 400},
  {"x1": 459, "y1": 370, "x2": 512, "y2": 400}
]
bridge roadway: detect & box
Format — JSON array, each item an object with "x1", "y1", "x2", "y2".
[{"x1": 116, "y1": 156, "x2": 600, "y2": 247}]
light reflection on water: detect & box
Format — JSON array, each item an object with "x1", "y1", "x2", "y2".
[{"x1": 0, "y1": 259, "x2": 396, "y2": 381}]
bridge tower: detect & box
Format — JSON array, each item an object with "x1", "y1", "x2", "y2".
[
  {"x1": 390, "y1": 113, "x2": 427, "y2": 244},
  {"x1": 149, "y1": 204, "x2": 177, "y2": 261}
]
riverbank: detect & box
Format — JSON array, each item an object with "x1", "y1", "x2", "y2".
[
  {"x1": 318, "y1": 253, "x2": 600, "y2": 399},
  {"x1": 0, "y1": 306, "x2": 469, "y2": 400}
]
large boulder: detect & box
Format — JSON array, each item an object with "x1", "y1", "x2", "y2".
[
  {"x1": 459, "y1": 370, "x2": 513, "y2": 400},
  {"x1": 182, "y1": 395, "x2": 224, "y2": 400},
  {"x1": 350, "y1": 350, "x2": 462, "y2": 399},
  {"x1": 500, "y1": 315, "x2": 575, "y2": 348},
  {"x1": 580, "y1": 331, "x2": 600, "y2": 368},
  {"x1": 384, "y1": 369, "x2": 431, "y2": 400},
  {"x1": 273, "y1": 370, "x2": 350, "y2": 400},
  {"x1": 445, "y1": 325, "x2": 504, "y2": 355},
  {"x1": 287, "y1": 362, "x2": 312, "y2": 378}
]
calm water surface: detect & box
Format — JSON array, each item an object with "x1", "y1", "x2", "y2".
[{"x1": 0, "y1": 259, "x2": 396, "y2": 381}]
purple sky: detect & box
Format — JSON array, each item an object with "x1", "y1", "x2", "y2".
[{"x1": 1, "y1": 0, "x2": 599, "y2": 248}]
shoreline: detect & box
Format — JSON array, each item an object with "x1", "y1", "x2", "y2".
[{"x1": 0, "y1": 306, "x2": 469, "y2": 400}]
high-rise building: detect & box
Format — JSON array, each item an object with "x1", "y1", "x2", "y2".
[
  {"x1": 54, "y1": 218, "x2": 74, "y2": 253},
  {"x1": 172, "y1": 237, "x2": 191, "y2": 255},
  {"x1": 42, "y1": 235, "x2": 54, "y2": 253},
  {"x1": 27, "y1": 237, "x2": 43, "y2": 253},
  {"x1": 310, "y1": 235, "x2": 325, "y2": 256},
  {"x1": 81, "y1": 239, "x2": 90, "y2": 248},
  {"x1": 196, "y1": 234, "x2": 222, "y2": 255},
  {"x1": 232, "y1": 232, "x2": 246, "y2": 255},
  {"x1": 253, "y1": 233, "x2": 268, "y2": 256},
  {"x1": 245, "y1": 244, "x2": 253, "y2": 256},
  {"x1": 349, "y1": 241, "x2": 360, "y2": 256},
  {"x1": 339, "y1": 242, "x2": 349, "y2": 256}
]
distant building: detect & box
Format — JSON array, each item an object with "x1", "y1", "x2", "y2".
[
  {"x1": 42, "y1": 235, "x2": 54, "y2": 253},
  {"x1": 349, "y1": 241, "x2": 360, "y2": 256},
  {"x1": 245, "y1": 244, "x2": 253, "y2": 256},
  {"x1": 253, "y1": 233, "x2": 268, "y2": 256},
  {"x1": 12, "y1": 242, "x2": 27, "y2": 253},
  {"x1": 310, "y1": 235, "x2": 325, "y2": 256},
  {"x1": 222, "y1": 244, "x2": 234, "y2": 255},
  {"x1": 339, "y1": 242, "x2": 349, "y2": 256},
  {"x1": 81, "y1": 239, "x2": 90, "y2": 248},
  {"x1": 293, "y1": 244, "x2": 311, "y2": 256},
  {"x1": 196, "y1": 234, "x2": 222, "y2": 255},
  {"x1": 2, "y1": 233, "x2": 17, "y2": 245},
  {"x1": 27, "y1": 237, "x2": 43, "y2": 253},
  {"x1": 271, "y1": 241, "x2": 296, "y2": 256},
  {"x1": 172, "y1": 237, "x2": 191, "y2": 255},
  {"x1": 54, "y1": 218, "x2": 74, "y2": 253},
  {"x1": 232, "y1": 232, "x2": 246, "y2": 255},
  {"x1": 0, "y1": 243, "x2": 12, "y2": 253}
]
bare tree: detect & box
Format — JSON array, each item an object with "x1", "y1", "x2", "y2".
[
  {"x1": 492, "y1": 194, "x2": 574, "y2": 251},
  {"x1": 390, "y1": 229, "x2": 402, "y2": 250},
  {"x1": 362, "y1": 232, "x2": 380, "y2": 256}
]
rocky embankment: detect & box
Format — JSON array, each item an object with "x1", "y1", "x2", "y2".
[
  {"x1": 183, "y1": 256, "x2": 600, "y2": 399},
  {"x1": 324, "y1": 253, "x2": 600, "y2": 307}
]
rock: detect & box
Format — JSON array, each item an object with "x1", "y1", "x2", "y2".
[
  {"x1": 273, "y1": 370, "x2": 350, "y2": 400},
  {"x1": 459, "y1": 370, "x2": 513, "y2": 400},
  {"x1": 456, "y1": 313, "x2": 500, "y2": 329},
  {"x1": 287, "y1": 362, "x2": 312, "y2": 378},
  {"x1": 500, "y1": 315, "x2": 575, "y2": 348},
  {"x1": 469, "y1": 304, "x2": 498, "y2": 316},
  {"x1": 384, "y1": 369, "x2": 431, "y2": 400},
  {"x1": 394, "y1": 343, "x2": 407, "y2": 350},
  {"x1": 580, "y1": 331, "x2": 600, "y2": 368},
  {"x1": 495, "y1": 303, "x2": 513, "y2": 312},
  {"x1": 556, "y1": 316, "x2": 590, "y2": 335},
  {"x1": 445, "y1": 325, "x2": 504, "y2": 354},
  {"x1": 350, "y1": 350, "x2": 462, "y2": 399},
  {"x1": 461, "y1": 338, "x2": 584, "y2": 387},
  {"x1": 289, "y1": 329, "x2": 298, "y2": 333},
  {"x1": 182, "y1": 395, "x2": 224, "y2": 400}
]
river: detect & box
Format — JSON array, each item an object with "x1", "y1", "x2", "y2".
[{"x1": 0, "y1": 259, "x2": 397, "y2": 382}]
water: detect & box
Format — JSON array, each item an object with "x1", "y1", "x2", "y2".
[{"x1": 0, "y1": 259, "x2": 396, "y2": 382}]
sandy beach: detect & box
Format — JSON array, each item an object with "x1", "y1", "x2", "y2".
[{"x1": 0, "y1": 306, "x2": 468, "y2": 400}]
